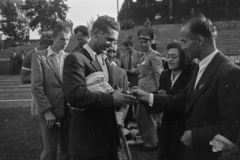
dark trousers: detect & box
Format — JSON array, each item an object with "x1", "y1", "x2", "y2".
[
  {"x1": 157, "y1": 124, "x2": 185, "y2": 160},
  {"x1": 11, "y1": 60, "x2": 18, "y2": 74}
]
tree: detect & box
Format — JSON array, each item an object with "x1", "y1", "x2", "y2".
[
  {"x1": 86, "y1": 17, "x2": 95, "y2": 33},
  {"x1": 22, "y1": 0, "x2": 69, "y2": 34},
  {"x1": 0, "y1": 0, "x2": 29, "y2": 40}
]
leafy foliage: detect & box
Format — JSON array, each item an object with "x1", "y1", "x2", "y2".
[
  {"x1": 22, "y1": 0, "x2": 69, "y2": 34},
  {"x1": 0, "y1": 0, "x2": 29, "y2": 40}
]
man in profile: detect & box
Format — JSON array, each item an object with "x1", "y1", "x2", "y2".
[
  {"x1": 132, "y1": 15, "x2": 240, "y2": 160},
  {"x1": 71, "y1": 25, "x2": 90, "y2": 52}
]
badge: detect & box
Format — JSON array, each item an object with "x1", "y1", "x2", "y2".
[
  {"x1": 199, "y1": 83, "x2": 205, "y2": 90},
  {"x1": 141, "y1": 61, "x2": 146, "y2": 65}
]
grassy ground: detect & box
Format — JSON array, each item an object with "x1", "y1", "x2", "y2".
[
  {"x1": 0, "y1": 107, "x2": 41, "y2": 160},
  {"x1": 0, "y1": 107, "x2": 157, "y2": 160}
]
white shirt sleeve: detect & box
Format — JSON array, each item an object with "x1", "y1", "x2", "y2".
[{"x1": 149, "y1": 93, "x2": 154, "y2": 107}]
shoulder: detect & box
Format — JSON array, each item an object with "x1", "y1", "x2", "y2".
[
  {"x1": 151, "y1": 50, "x2": 162, "y2": 57},
  {"x1": 24, "y1": 49, "x2": 35, "y2": 60},
  {"x1": 66, "y1": 48, "x2": 87, "y2": 64},
  {"x1": 161, "y1": 70, "x2": 170, "y2": 77},
  {"x1": 70, "y1": 45, "x2": 80, "y2": 53},
  {"x1": 134, "y1": 50, "x2": 142, "y2": 55},
  {"x1": 217, "y1": 53, "x2": 240, "y2": 74},
  {"x1": 35, "y1": 49, "x2": 47, "y2": 57}
]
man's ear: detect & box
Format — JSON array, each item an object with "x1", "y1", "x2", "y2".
[
  {"x1": 197, "y1": 36, "x2": 204, "y2": 46},
  {"x1": 92, "y1": 28, "x2": 99, "y2": 38}
]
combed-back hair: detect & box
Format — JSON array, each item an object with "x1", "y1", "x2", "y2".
[
  {"x1": 52, "y1": 21, "x2": 71, "y2": 38},
  {"x1": 184, "y1": 14, "x2": 217, "y2": 38},
  {"x1": 122, "y1": 40, "x2": 133, "y2": 47},
  {"x1": 166, "y1": 41, "x2": 193, "y2": 73},
  {"x1": 92, "y1": 15, "x2": 120, "y2": 33},
  {"x1": 73, "y1": 25, "x2": 89, "y2": 36}
]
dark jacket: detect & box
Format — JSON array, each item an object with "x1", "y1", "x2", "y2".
[
  {"x1": 158, "y1": 69, "x2": 192, "y2": 160},
  {"x1": 146, "y1": 52, "x2": 240, "y2": 160},
  {"x1": 63, "y1": 48, "x2": 119, "y2": 158}
]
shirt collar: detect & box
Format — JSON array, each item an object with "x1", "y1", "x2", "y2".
[
  {"x1": 47, "y1": 46, "x2": 65, "y2": 58},
  {"x1": 198, "y1": 50, "x2": 218, "y2": 73},
  {"x1": 83, "y1": 44, "x2": 96, "y2": 61},
  {"x1": 171, "y1": 70, "x2": 182, "y2": 82}
]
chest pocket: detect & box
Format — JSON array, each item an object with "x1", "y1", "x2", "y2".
[{"x1": 140, "y1": 59, "x2": 151, "y2": 75}]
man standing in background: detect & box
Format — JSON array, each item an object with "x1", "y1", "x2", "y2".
[
  {"x1": 31, "y1": 22, "x2": 71, "y2": 160},
  {"x1": 71, "y1": 25, "x2": 90, "y2": 52},
  {"x1": 120, "y1": 40, "x2": 142, "y2": 86},
  {"x1": 136, "y1": 28, "x2": 163, "y2": 151}
]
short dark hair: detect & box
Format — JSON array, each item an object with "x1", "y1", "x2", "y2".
[
  {"x1": 92, "y1": 15, "x2": 120, "y2": 33},
  {"x1": 166, "y1": 42, "x2": 192, "y2": 73},
  {"x1": 184, "y1": 14, "x2": 217, "y2": 39},
  {"x1": 39, "y1": 34, "x2": 53, "y2": 45},
  {"x1": 52, "y1": 22, "x2": 71, "y2": 38},
  {"x1": 122, "y1": 40, "x2": 133, "y2": 47},
  {"x1": 73, "y1": 25, "x2": 89, "y2": 36}
]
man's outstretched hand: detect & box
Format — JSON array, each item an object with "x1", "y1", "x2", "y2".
[
  {"x1": 112, "y1": 88, "x2": 136, "y2": 107},
  {"x1": 131, "y1": 87, "x2": 150, "y2": 103}
]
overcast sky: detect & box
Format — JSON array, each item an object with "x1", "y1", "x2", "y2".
[{"x1": 30, "y1": 0, "x2": 124, "y2": 39}]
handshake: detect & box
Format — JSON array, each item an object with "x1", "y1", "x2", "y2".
[{"x1": 112, "y1": 86, "x2": 155, "y2": 107}]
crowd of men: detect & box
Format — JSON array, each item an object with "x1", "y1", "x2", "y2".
[{"x1": 20, "y1": 14, "x2": 240, "y2": 160}]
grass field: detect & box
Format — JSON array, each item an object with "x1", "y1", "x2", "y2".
[
  {"x1": 0, "y1": 107, "x2": 41, "y2": 160},
  {"x1": 0, "y1": 107, "x2": 157, "y2": 160}
]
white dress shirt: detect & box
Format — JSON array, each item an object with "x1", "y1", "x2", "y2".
[
  {"x1": 149, "y1": 50, "x2": 218, "y2": 105},
  {"x1": 47, "y1": 46, "x2": 65, "y2": 80},
  {"x1": 170, "y1": 70, "x2": 182, "y2": 89},
  {"x1": 194, "y1": 50, "x2": 218, "y2": 89},
  {"x1": 83, "y1": 44, "x2": 109, "y2": 82}
]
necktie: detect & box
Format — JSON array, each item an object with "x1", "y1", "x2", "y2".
[
  {"x1": 102, "y1": 54, "x2": 105, "y2": 65},
  {"x1": 128, "y1": 54, "x2": 132, "y2": 70},
  {"x1": 190, "y1": 64, "x2": 199, "y2": 92}
]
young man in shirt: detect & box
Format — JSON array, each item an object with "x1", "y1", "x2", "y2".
[
  {"x1": 21, "y1": 34, "x2": 52, "y2": 116},
  {"x1": 31, "y1": 22, "x2": 71, "y2": 160}
]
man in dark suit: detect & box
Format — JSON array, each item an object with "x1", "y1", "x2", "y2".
[
  {"x1": 132, "y1": 15, "x2": 240, "y2": 160},
  {"x1": 63, "y1": 15, "x2": 136, "y2": 160}
]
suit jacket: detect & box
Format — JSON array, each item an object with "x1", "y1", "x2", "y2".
[
  {"x1": 138, "y1": 49, "x2": 163, "y2": 93},
  {"x1": 120, "y1": 49, "x2": 142, "y2": 85},
  {"x1": 149, "y1": 52, "x2": 240, "y2": 160},
  {"x1": 63, "y1": 48, "x2": 119, "y2": 157},
  {"x1": 31, "y1": 48, "x2": 67, "y2": 119},
  {"x1": 111, "y1": 64, "x2": 129, "y2": 120},
  {"x1": 159, "y1": 70, "x2": 192, "y2": 126}
]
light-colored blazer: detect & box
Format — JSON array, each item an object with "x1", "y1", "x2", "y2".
[
  {"x1": 120, "y1": 49, "x2": 142, "y2": 85},
  {"x1": 31, "y1": 48, "x2": 67, "y2": 119},
  {"x1": 120, "y1": 49, "x2": 142, "y2": 70},
  {"x1": 138, "y1": 49, "x2": 163, "y2": 93}
]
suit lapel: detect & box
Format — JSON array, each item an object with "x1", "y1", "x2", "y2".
[
  {"x1": 46, "y1": 53, "x2": 62, "y2": 84},
  {"x1": 186, "y1": 52, "x2": 224, "y2": 113},
  {"x1": 81, "y1": 48, "x2": 102, "y2": 72},
  {"x1": 106, "y1": 60, "x2": 113, "y2": 87},
  {"x1": 170, "y1": 71, "x2": 187, "y2": 94}
]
